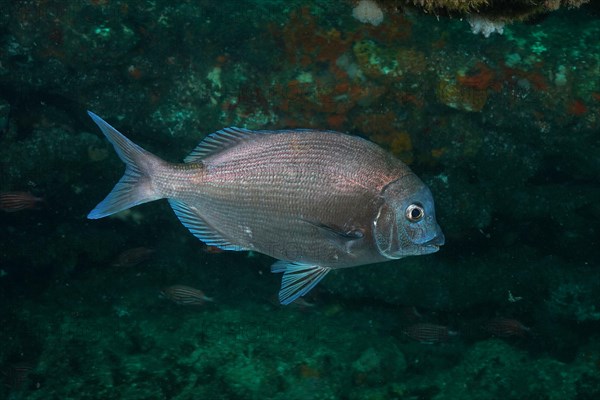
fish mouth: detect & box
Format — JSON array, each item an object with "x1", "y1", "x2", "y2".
[
  {"x1": 422, "y1": 233, "x2": 445, "y2": 252},
  {"x1": 421, "y1": 245, "x2": 440, "y2": 254},
  {"x1": 426, "y1": 233, "x2": 445, "y2": 246}
]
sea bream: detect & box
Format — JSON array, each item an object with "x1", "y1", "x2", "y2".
[{"x1": 86, "y1": 111, "x2": 445, "y2": 304}]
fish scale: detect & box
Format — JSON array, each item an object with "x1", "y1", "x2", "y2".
[
  {"x1": 190, "y1": 177, "x2": 375, "y2": 262},
  {"x1": 86, "y1": 112, "x2": 444, "y2": 304}
]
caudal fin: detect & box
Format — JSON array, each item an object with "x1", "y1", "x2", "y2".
[{"x1": 87, "y1": 111, "x2": 163, "y2": 219}]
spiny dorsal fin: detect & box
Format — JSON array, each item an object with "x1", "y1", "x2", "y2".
[
  {"x1": 184, "y1": 127, "x2": 256, "y2": 163},
  {"x1": 183, "y1": 127, "x2": 327, "y2": 163}
]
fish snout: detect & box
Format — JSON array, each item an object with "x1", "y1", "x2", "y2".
[
  {"x1": 425, "y1": 232, "x2": 445, "y2": 247},
  {"x1": 420, "y1": 231, "x2": 445, "y2": 253}
]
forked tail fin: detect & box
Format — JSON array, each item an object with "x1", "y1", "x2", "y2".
[{"x1": 87, "y1": 111, "x2": 163, "y2": 219}]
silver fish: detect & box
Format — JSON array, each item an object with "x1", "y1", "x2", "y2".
[{"x1": 87, "y1": 111, "x2": 444, "y2": 304}]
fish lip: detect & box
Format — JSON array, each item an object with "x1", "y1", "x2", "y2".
[
  {"x1": 420, "y1": 233, "x2": 444, "y2": 253},
  {"x1": 423, "y1": 233, "x2": 445, "y2": 247},
  {"x1": 422, "y1": 244, "x2": 441, "y2": 254}
]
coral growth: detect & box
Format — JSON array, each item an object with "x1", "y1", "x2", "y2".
[
  {"x1": 468, "y1": 15, "x2": 505, "y2": 38},
  {"x1": 380, "y1": 0, "x2": 590, "y2": 23},
  {"x1": 457, "y1": 62, "x2": 497, "y2": 91},
  {"x1": 404, "y1": 0, "x2": 490, "y2": 13},
  {"x1": 353, "y1": 40, "x2": 427, "y2": 81},
  {"x1": 436, "y1": 75, "x2": 489, "y2": 112},
  {"x1": 352, "y1": 0, "x2": 385, "y2": 26}
]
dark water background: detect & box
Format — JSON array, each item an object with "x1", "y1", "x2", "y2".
[{"x1": 0, "y1": 1, "x2": 599, "y2": 399}]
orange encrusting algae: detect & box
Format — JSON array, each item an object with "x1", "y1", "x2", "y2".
[
  {"x1": 457, "y1": 62, "x2": 497, "y2": 91},
  {"x1": 568, "y1": 99, "x2": 587, "y2": 116},
  {"x1": 267, "y1": 6, "x2": 420, "y2": 133}
]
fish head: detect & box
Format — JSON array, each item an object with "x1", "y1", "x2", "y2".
[{"x1": 373, "y1": 174, "x2": 444, "y2": 259}]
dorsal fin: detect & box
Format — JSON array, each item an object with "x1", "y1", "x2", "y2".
[
  {"x1": 183, "y1": 127, "x2": 326, "y2": 163},
  {"x1": 184, "y1": 127, "x2": 258, "y2": 163}
]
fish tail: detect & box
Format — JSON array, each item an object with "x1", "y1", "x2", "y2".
[{"x1": 87, "y1": 111, "x2": 164, "y2": 219}]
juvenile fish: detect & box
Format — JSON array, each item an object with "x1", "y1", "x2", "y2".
[
  {"x1": 402, "y1": 323, "x2": 458, "y2": 344},
  {"x1": 0, "y1": 191, "x2": 43, "y2": 212},
  {"x1": 86, "y1": 112, "x2": 444, "y2": 304},
  {"x1": 483, "y1": 317, "x2": 531, "y2": 338},
  {"x1": 160, "y1": 285, "x2": 213, "y2": 306},
  {"x1": 111, "y1": 247, "x2": 155, "y2": 267}
]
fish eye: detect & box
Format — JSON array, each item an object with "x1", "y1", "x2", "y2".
[{"x1": 406, "y1": 203, "x2": 424, "y2": 222}]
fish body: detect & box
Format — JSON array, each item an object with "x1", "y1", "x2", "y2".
[
  {"x1": 483, "y1": 317, "x2": 531, "y2": 338},
  {"x1": 0, "y1": 191, "x2": 43, "y2": 212},
  {"x1": 2, "y1": 362, "x2": 34, "y2": 389},
  {"x1": 86, "y1": 112, "x2": 444, "y2": 304},
  {"x1": 160, "y1": 285, "x2": 213, "y2": 306},
  {"x1": 111, "y1": 247, "x2": 155, "y2": 267},
  {"x1": 401, "y1": 323, "x2": 457, "y2": 344}
]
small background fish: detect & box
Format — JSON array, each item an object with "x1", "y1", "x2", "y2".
[
  {"x1": 401, "y1": 323, "x2": 458, "y2": 344},
  {"x1": 160, "y1": 285, "x2": 214, "y2": 306},
  {"x1": 0, "y1": 192, "x2": 43, "y2": 212},
  {"x1": 483, "y1": 317, "x2": 531, "y2": 338},
  {"x1": 1, "y1": 362, "x2": 34, "y2": 390},
  {"x1": 111, "y1": 247, "x2": 155, "y2": 267}
]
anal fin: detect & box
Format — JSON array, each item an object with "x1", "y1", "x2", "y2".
[
  {"x1": 168, "y1": 199, "x2": 246, "y2": 251},
  {"x1": 271, "y1": 261, "x2": 330, "y2": 305}
]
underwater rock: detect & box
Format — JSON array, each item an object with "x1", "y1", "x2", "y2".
[
  {"x1": 380, "y1": 0, "x2": 590, "y2": 24},
  {"x1": 353, "y1": 40, "x2": 400, "y2": 80},
  {"x1": 353, "y1": 40, "x2": 428, "y2": 82},
  {"x1": 220, "y1": 356, "x2": 277, "y2": 399},
  {"x1": 436, "y1": 75, "x2": 488, "y2": 112},
  {"x1": 0, "y1": 98, "x2": 9, "y2": 135},
  {"x1": 352, "y1": 347, "x2": 382, "y2": 374},
  {"x1": 547, "y1": 279, "x2": 600, "y2": 322},
  {"x1": 431, "y1": 339, "x2": 585, "y2": 399}
]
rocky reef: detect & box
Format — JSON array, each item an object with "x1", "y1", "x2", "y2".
[
  {"x1": 386, "y1": 0, "x2": 591, "y2": 23},
  {"x1": 0, "y1": 1, "x2": 599, "y2": 399}
]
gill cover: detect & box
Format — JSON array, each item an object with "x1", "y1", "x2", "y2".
[{"x1": 373, "y1": 200, "x2": 401, "y2": 259}]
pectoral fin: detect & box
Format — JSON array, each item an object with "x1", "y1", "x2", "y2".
[
  {"x1": 271, "y1": 261, "x2": 331, "y2": 305},
  {"x1": 302, "y1": 219, "x2": 365, "y2": 254}
]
